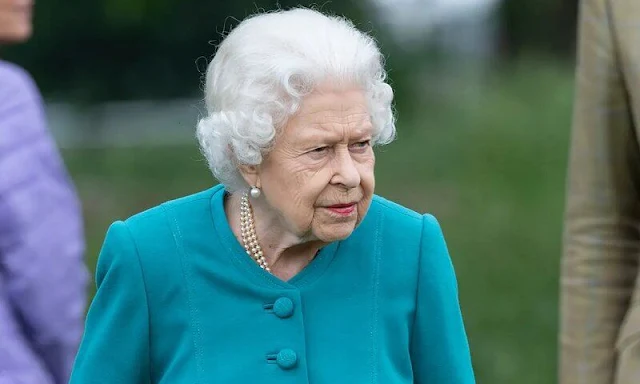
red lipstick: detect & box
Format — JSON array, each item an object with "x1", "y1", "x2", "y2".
[{"x1": 326, "y1": 203, "x2": 356, "y2": 216}]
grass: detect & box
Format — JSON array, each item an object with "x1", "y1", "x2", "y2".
[{"x1": 62, "y1": 58, "x2": 574, "y2": 383}]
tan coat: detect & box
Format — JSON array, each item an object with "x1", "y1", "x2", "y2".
[{"x1": 561, "y1": 0, "x2": 640, "y2": 383}]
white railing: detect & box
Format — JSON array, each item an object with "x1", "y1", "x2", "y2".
[{"x1": 47, "y1": 98, "x2": 204, "y2": 149}]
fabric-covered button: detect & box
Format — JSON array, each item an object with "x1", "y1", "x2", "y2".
[
  {"x1": 276, "y1": 349, "x2": 298, "y2": 370},
  {"x1": 273, "y1": 297, "x2": 294, "y2": 318}
]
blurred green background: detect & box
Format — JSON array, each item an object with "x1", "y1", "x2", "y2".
[{"x1": 5, "y1": 0, "x2": 580, "y2": 382}]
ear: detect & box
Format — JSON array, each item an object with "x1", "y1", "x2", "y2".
[{"x1": 238, "y1": 163, "x2": 261, "y2": 188}]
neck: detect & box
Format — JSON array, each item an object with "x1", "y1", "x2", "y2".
[{"x1": 226, "y1": 192, "x2": 323, "y2": 280}]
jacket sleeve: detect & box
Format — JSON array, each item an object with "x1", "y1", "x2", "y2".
[
  {"x1": 0, "y1": 63, "x2": 88, "y2": 384},
  {"x1": 559, "y1": 0, "x2": 640, "y2": 382},
  {"x1": 69, "y1": 221, "x2": 152, "y2": 384},
  {"x1": 410, "y1": 214, "x2": 475, "y2": 383}
]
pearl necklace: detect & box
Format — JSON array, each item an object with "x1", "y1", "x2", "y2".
[{"x1": 240, "y1": 190, "x2": 271, "y2": 273}]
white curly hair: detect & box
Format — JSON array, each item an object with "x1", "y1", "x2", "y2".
[{"x1": 196, "y1": 7, "x2": 396, "y2": 192}]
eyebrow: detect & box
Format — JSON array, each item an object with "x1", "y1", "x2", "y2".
[{"x1": 295, "y1": 124, "x2": 373, "y2": 145}]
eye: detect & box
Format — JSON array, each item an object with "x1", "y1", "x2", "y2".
[
  {"x1": 349, "y1": 140, "x2": 371, "y2": 152},
  {"x1": 306, "y1": 146, "x2": 329, "y2": 159}
]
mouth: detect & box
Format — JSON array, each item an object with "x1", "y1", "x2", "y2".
[{"x1": 325, "y1": 202, "x2": 357, "y2": 216}]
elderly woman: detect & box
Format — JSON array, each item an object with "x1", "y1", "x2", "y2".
[{"x1": 70, "y1": 8, "x2": 475, "y2": 384}]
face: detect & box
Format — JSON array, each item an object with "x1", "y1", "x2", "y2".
[
  {"x1": 0, "y1": 0, "x2": 33, "y2": 44},
  {"x1": 249, "y1": 82, "x2": 376, "y2": 243}
]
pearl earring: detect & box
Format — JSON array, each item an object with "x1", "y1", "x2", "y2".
[{"x1": 250, "y1": 186, "x2": 261, "y2": 199}]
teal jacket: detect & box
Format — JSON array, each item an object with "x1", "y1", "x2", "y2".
[{"x1": 70, "y1": 185, "x2": 475, "y2": 383}]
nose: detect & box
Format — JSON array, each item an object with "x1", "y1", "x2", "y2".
[{"x1": 330, "y1": 148, "x2": 360, "y2": 189}]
